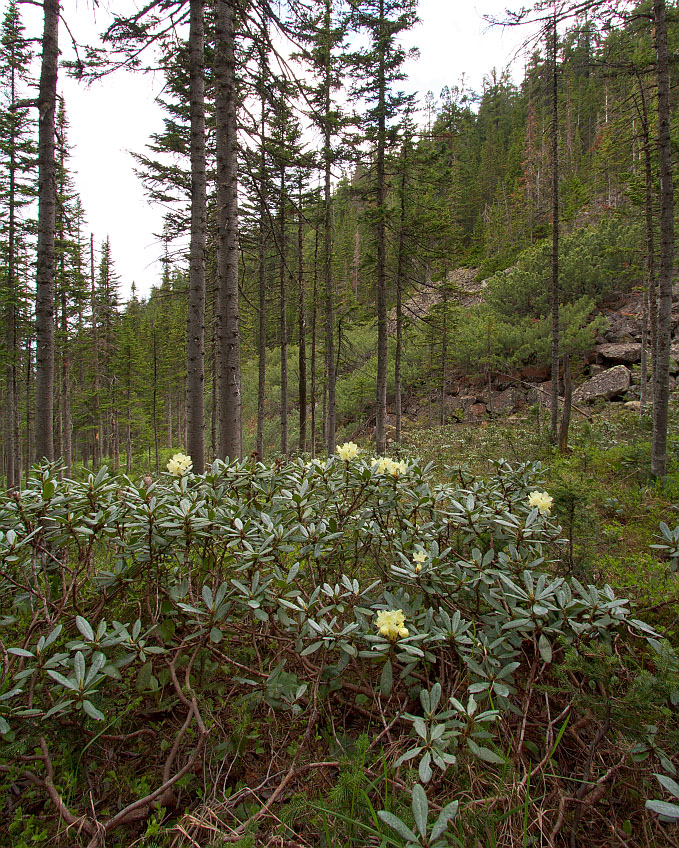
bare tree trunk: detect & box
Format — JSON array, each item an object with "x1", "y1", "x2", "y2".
[
  {"x1": 558, "y1": 355, "x2": 572, "y2": 454},
  {"x1": 374, "y1": 0, "x2": 387, "y2": 456},
  {"x1": 311, "y1": 219, "x2": 319, "y2": 458},
  {"x1": 279, "y1": 165, "x2": 288, "y2": 456},
  {"x1": 549, "y1": 12, "x2": 560, "y2": 445},
  {"x1": 323, "y1": 0, "x2": 336, "y2": 456},
  {"x1": 440, "y1": 275, "x2": 448, "y2": 427},
  {"x1": 126, "y1": 353, "x2": 132, "y2": 474},
  {"x1": 60, "y1": 283, "x2": 71, "y2": 476},
  {"x1": 256, "y1": 89, "x2": 267, "y2": 460},
  {"x1": 210, "y1": 275, "x2": 217, "y2": 458},
  {"x1": 25, "y1": 336, "x2": 32, "y2": 475},
  {"x1": 215, "y1": 0, "x2": 241, "y2": 461},
  {"x1": 394, "y1": 142, "x2": 408, "y2": 445},
  {"x1": 152, "y1": 322, "x2": 159, "y2": 474},
  {"x1": 298, "y1": 181, "x2": 307, "y2": 453},
  {"x1": 90, "y1": 234, "x2": 101, "y2": 468},
  {"x1": 637, "y1": 73, "x2": 654, "y2": 413},
  {"x1": 34, "y1": 0, "x2": 59, "y2": 462},
  {"x1": 186, "y1": 0, "x2": 207, "y2": 473},
  {"x1": 652, "y1": 0, "x2": 674, "y2": 477},
  {"x1": 111, "y1": 375, "x2": 119, "y2": 471},
  {"x1": 5, "y1": 51, "x2": 18, "y2": 487}
]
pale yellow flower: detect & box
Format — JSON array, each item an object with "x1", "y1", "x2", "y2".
[
  {"x1": 336, "y1": 442, "x2": 360, "y2": 461},
  {"x1": 375, "y1": 609, "x2": 409, "y2": 640},
  {"x1": 415, "y1": 563, "x2": 422, "y2": 574},
  {"x1": 528, "y1": 490, "x2": 553, "y2": 516},
  {"x1": 413, "y1": 550, "x2": 427, "y2": 564},
  {"x1": 167, "y1": 452, "x2": 192, "y2": 476},
  {"x1": 371, "y1": 456, "x2": 407, "y2": 477}
]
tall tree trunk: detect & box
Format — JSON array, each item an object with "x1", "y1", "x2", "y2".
[
  {"x1": 652, "y1": 0, "x2": 674, "y2": 477},
  {"x1": 126, "y1": 349, "x2": 132, "y2": 474},
  {"x1": 256, "y1": 88, "x2": 267, "y2": 459},
  {"x1": 111, "y1": 375, "x2": 119, "y2": 471},
  {"x1": 394, "y1": 140, "x2": 408, "y2": 445},
  {"x1": 210, "y1": 278, "x2": 217, "y2": 459},
  {"x1": 34, "y1": 0, "x2": 59, "y2": 462},
  {"x1": 4, "y1": 32, "x2": 19, "y2": 488},
  {"x1": 5, "y1": 136, "x2": 18, "y2": 487},
  {"x1": 279, "y1": 165, "x2": 288, "y2": 456},
  {"x1": 311, "y1": 219, "x2": 319, "y2": 458},
  {"x1": 90, "y1": 234, "x2": 101, "y2": 468},
  {"x1": 60, "y1": 283, "x2": 71, "y2": 476},
  {"x1": 323, "y1": 0, "x2": 336, "y2": 456},
  {"x1": 298, "y1": 181, "x2": 307, "y2": 453},
  {"x1": 152, "y1": 322, "x2": 159, "y2": 474},
  {"x1": 25, "y1": 336, "x2": 32, "y2": 474},
  {"x1": 215, "y1": 0, "x2": 242, "y2": 460},
  {"x1": 549, "y1": 13, "x2": 560, "y2": 445},
  {"x1": 186, "y1": 0, "x2": 207, "y2": 474},
  {"x1": 374, "y1": 0, "x2": 387, "y2": 456},
  {"x1": 558, "y1": 355, "x2": 572, "y2": 453},
  {"x1": 440, "y1": 273, "x2": 448, "y2": 427},
  {"x1": 636, "y1": 73, "x2": 654, "y2": 413}
]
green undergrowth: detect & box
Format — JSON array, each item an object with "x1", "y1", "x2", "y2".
[{"x1": 1, "y1": 410, "x2": 679, "y2": 846}]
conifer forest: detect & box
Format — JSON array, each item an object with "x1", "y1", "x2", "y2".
[{"x1": 5, "y1": 1, "x2": 679, "y2": 846}]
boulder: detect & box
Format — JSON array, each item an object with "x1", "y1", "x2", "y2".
[
  {"x1": 489, "y1": 386, "x2": 523, "y2": 414},
  {"x1": 596, "y1": 343, "x2": 642, "y2": 364},
  {"x1": 470, "y1": 402, "x2": 487, "y2": 417},
  {"x1": 442, "y1": 396, "x2": 464, "y2": 418},
  {"x1": 573, "y1": 365, "x2": 631, "y2": 404},
  {"x1": 624, "y1": 400, "x2": 641, "y2": 412}
]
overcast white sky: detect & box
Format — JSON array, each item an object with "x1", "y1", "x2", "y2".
[{"x1": 18, "y1": 0, "x2": 532, "y2": 299}]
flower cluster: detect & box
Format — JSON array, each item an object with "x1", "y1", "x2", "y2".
[
  {"x1": 413, "y1": 549, "x2": 427, "y2": 573},
  {"x1": 371, "y1": 456, "x2": 407, "y2": 477},
  {"x1": 528, "y1": 490, "x2": 553, "y2": 516},
  {"x1": 336, "y1": 442, "x2": 360, "y2": 461},
  {"x1": 375, "y1": 609, "x2": 409, "y2": 640},
  {"x1": 167, "y1": 453, "x2": 192, "y2": 476}
]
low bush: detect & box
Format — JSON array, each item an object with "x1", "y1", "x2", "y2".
[{"x1": 0, "y1": 452, "x2": 675, "y2": 846}]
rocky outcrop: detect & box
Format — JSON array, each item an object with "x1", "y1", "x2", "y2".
[
  {"x1": 387, "y1": 268, "x2": 480, "y2": 334},
  {"x1": 573, "y1": 365, "x2": 631, "y2": 404},
  {"x1": 596, "y1": 342, "x2": 642, "y2": 364}
]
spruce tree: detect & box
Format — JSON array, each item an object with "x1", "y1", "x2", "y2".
[
  {"x1": 35, "y1": 0, "x2": 59, "y2": 463},
  {"x1": 348, "y1": 0, "x2": 418, "y2": 454}
]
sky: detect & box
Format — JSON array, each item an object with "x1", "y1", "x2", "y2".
[{"x1": 18, "y1": 0, "x2": 534, "y2": 300}]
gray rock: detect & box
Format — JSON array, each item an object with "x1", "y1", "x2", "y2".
[
  {"x1": 470, "y1": 402, "x2": 487, "y2": 417},
  {"x1": 489, "y1": 386, "x2": 523, "y2": 414},
  {"x1": 624, "y1": 400, "x2": 641, "y2": 412},
  {"x1": 573, "y1": 365, "x2": 631, "y2": 404},
  {"x1": 596, "y1": 343, "x2": 642, "y2": 364}
]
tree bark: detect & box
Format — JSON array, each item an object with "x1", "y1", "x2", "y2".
[
  {"x1": 651, "y1": 0, "x2": 674, "y2": 477},
  {"x1": 298, "y1": 180, "x2": 307, "y2": 453},
  {"x1": 549, "y1": 12, "x2": 560, "y2": 445},
  {"x1": 558, "y1": 355, "x2": 572, "y2": 454},
  {"x1": 311, "y1": 218, "x2": 319, "y2": 458},
  {"x1": 374, "y1": 0, "x2": 387, "y2": 456},
  {"x1": 215, "y1": 0, "x2": 242, "y2": 461},
  {"x1": 323, "y1": 0, "x2": 336, "y2": 456},
  {"x1": 186, "y1": 0, "x2": 207, "y2": 474},
  {"x1": 279, "y1": 163, "x2": 288, "y2": 456},
  {"x1": 256, "y1": 81, "x2": 267, "y2": 460},
  {"x1": 34, "y1": 0, "x2": 59, "y2": 462},
  {"x1": 394, "y1": 139, "x2": 408, "y2": 445},
  {"x1": 90, "y1": 234, "x2": 101, "y2": 468}
]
